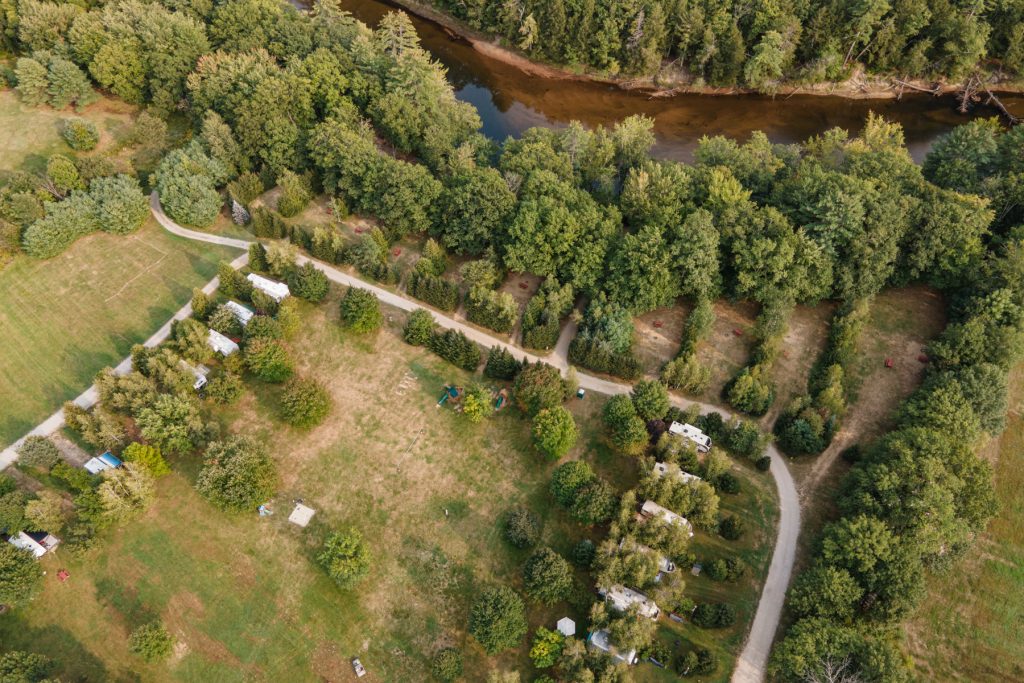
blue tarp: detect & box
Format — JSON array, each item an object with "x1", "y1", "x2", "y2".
[{"x1": 98, "y1": 452, "x2": 122, "y2": 468}]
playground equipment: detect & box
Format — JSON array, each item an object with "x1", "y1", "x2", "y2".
[{"x1": 437, "y1": 384, "x2": 462, "y2": 407}]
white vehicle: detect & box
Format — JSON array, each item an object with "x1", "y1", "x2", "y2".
[
  {"x1": 246, "y1": 273, "x2": 291, "y2": 302},
  {"x1": 640, "y1": 500, "x2": 694, "y2": 538},
  {"x1": 652, "y1": 461, "x2": 702, "y2": 485},
  {"x1": 598, "y1": 584, "x2": 660, "y2": 620},
  {"x1": 668, "y1": 421, "x2": 712, "y2": 453},
  {"x1": 351, "y1": 658, "x2": 367, "y2": 678}
]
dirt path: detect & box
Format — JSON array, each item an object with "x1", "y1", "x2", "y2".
[{"x1": 1, "y1": 194, "x2": 801, "y2": 682}]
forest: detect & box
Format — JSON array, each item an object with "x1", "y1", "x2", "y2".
[
  {"x1": 422, "y1": 0, "x2": 1024, "y2": 90},
  {"x1": 0, "y1": 0, "x2": 1023, "y2": 680}
]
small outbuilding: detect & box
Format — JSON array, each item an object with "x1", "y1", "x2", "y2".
[
  {"x1": 288, "y1": 503, "x2": 316, "y2": 527},
  {"x1": 84, "y1": 451, "x2": 122, "y2": 475},
  {"x1": 179, "y1": 360, "x2": 210, "y2": 391},
  {"x1": 208, "y1": 328, "x2": 239, "y2": 356},
  {"x1": 246, "y1": 273, "x2": 291, "y2": 302},
  {"x1": 225, "y1": 300, "x2": 255, "y2": 326},
  {"x1": 587, "y1": 629, "x2": 638, "y2": 666},
  {"x1": 8, "y1": 531, "x2": 60, "y2": 558},
  {"x1": 557, "y1": 617, "x2": 576, "y2": 637}
]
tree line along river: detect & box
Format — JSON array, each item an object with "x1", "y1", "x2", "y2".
[{"x1": 337, "y1": 0, "x2": 1023, "y2": 162}]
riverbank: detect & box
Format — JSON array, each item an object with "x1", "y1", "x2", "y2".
[{"x1": 383, "y1": 0, "x2": 1024, "y2": 102}]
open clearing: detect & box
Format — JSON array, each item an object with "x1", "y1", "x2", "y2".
[
  {"x1": 0, "y1": 286, "x2": 778, "y2": 682},
  {"x1": 904, "y1": 366, "x2": 1024, "y2": 682},
  {"x1": 0, "y1": 88, "x2": 136, "y2": 177},
  {"x1": 0, "y1": 219, "x2": 236, "y2": 447}
]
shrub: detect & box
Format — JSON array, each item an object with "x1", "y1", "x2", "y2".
[
  {"x1": 431, "y1": 648, "x2": 462, "y2": 682},
  {"x1": 408, "y1": 269, "x2": 459, "y2": 311},
  {"x1": 465, "y1": 287, "x2": 518, "y2": 333},
  {"x1": 504, "y1": 507, "x2": 541, "y2": 548},
  {"x1": 0, "y1": 651, "x2": 54, "y2": 681},
  {"x1": 280, "y1": 377, "x2": 332, "y2": 427},
  {"x1": 403, "y1": 309, "x2": 435, "y2": 345},
  {"x1": 691, "y1": 603, "x2": 736, "y2": 628},
  {"x1": 661, "y1": 353, "x2": 711, "y2": 394},
  {"x1": 631, "y1": 380, "x2": 670, "y2": 421},
  {"x1": 468, "y1": 586, "x2": 528, "y2": 654},
  {"x1": 249, "y1": 206, "x2": 287, "y2": 238},
  {"x1": 550, "y1": 461, "x2": 595, "y2": 506},
  {"x1": 570, "y1": 479, "x2": 617, "y2": 525},
  {"x1": 462, "y1": 384, "x2": 492, "y2": 423},
  {"x1": 428, "y1": 329, "x2": 480, "y2": 371},
  {"x1": 244, "y1": 315, "x2": 283, "y2": 342},
  {"x1": 531, "y1": 407, "x2": 578, "y2": 460},
  {"x1": 572, "y1": 539, "x2": 596, "y2": 567},
  {"x1": 205, "y1": 371, "x2": 244, "y2": 405},
  {"x1": 128, "y1": 622, "x2": 174, "y2": 662},
  {"x1": 244, "y1": 338, "x2": 293, "y2": 382},
  {"x1": 719, "y1": 515, "x2": 745, "y2": 541},
  {"x1": 726, "y1": 365, "x2": 775, "y2": 416},
  {"x1": 705, "y1": 557, "x2": 746, "y2": 582},
  {"x1": 317, "y1": 528, "x2": 371, "y2": 589},
  {"x1": 602, "y1": 394, "x2": 649, "y2": 455},
  {"x1": 91, "y1": 174, "x2": 148, "y2": 235},
  {"x1": 756, "y1": 455, "x2": 772, "y2": 471},
  {"x1": 717, "y1": 472, "x2": 741, "y2": 494},
  {"x1": 339, "y1": 287, "x2": 382, "y2": 333},
  {"x1": 276, "y1": 169, "x2": 311, "y2": 217},
  {"x1": 22, "y1": 193, "x2": 98, "y2": 258},
  {"x1": 288, "y1": 262, "x2": 329, "y2": 303},
  {"x1": 513, "y1": 362, "x2": 566, "y2": 416},
  {"x1": 17, "y1": 436, "x2": 61, "y2": 470},
  {"x1": 484, "y1": 346, "x2": 522, "y2": 380},
  {"x1": 529, "y1": 627, "x2": 565, "y2": 669},
  {"x1": 522, "y1": 547, "x2": 573, "y2": 604},
  {"x1": 121, "y1": 442, "x2": 170, "y2": 477},
  {"x1": 195, "y1": 436, "x2": 277, "y2": 512}
]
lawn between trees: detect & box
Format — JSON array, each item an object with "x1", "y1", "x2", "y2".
[{"x1": 0, "y1": 275, "x2": 778, "y2": 682}]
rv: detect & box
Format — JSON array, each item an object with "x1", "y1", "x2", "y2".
[
  {"x1": 598, "y1": 584, "x2": 660, "y2": 620},
  {"x1": 668, "y1": 421, "x2": 712, "y2": 453},
  {"x1": 652, "y1": 461, "x2": 702, "y2": 485},
  {"x1": 640, "y1": 500, "x2": 694, "y2": 538}
]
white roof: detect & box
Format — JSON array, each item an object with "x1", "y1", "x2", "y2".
[
  {"x1": 247, "y1": 273, "x2": 290, "y2": 302},
  {"x1": 619, "y1": 538, "x2": 675, "y2": 573},
  {"x1": 588, "y1": 629, "x2": 638, "y2": 665},
  {"x1": 599, "y1": 584, "x2": 660, "y2": 619},
  {"x1": 84, "y1": 457, "x2": 112, "y2": 474},
  {"x1": 8, "y1": 531, "x2": 60, "y2": 557},
  {"x1": 652, "y1": 462, "x2": 702, "y2": 485},
  {"x1": 208, "y1": 328, "x2": 239, "y2": 356},
  {"x1": 669, "y1": 421, "x2": 711, "y2": 449},
  {"x1": 288, "y1": 503, "x2": 316, "y2": 527},
  {"x1": 557, "y1": 617, "x2": 576, "y2": 636},
  {"x1": 224, "y1": 301, "x2": 254, "y2": 326},
  {"x1": 640, "y1": 500, "x2": 694, "y2": 537}
]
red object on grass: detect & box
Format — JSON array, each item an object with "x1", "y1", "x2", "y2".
[
  {"x1": 653, "y1": 320, "x2": 663, "y2": 328},
  {"x1": 732, "y1": 328, "x2": 742, "y2": 337},
  {"x1": 918, "y1": 354, "x2": 929, "y2": 363},
  {"x1": 885, "y1": 358, "x2": 894, "y2": 368},
  {"x1": 354, "y1": 227, "x2": 364, "y2": 234},
  {"x1": 57, "y1": 569, "x2": 69, "y2": 582},
  {"x1": 392, "y1": 247, "x2": 401, "y2": 256},
  {"x1": 518, "y1": 282, "x2": 529, "y2": 289}
]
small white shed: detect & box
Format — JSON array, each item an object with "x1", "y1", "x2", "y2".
[{"x1": 557, "y1": 617, "x2": 576, "y2": 637}]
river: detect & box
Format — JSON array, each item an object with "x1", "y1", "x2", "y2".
[{"x1": 339, "y1": 0, "x2": 1023, "y2": 162}]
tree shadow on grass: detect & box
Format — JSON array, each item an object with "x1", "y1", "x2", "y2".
[{"x1": 0, "y1": 618, "x2": 128, "y2": 682}]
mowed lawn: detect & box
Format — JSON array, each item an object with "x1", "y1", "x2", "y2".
[
  {"x1": 0, "y1": 220, "x2": 238, "y2": 446},
  {"x1": 906, "y1": 366, "x2": 1024, "y2": 682},
  {"x1": 0, "y1": 289, "x2": 778, "y2": 682},
  {"x1": 0, "y1": 88, "x2": 136, "y2": 176}
]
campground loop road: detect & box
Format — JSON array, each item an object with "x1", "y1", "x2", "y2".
[{"x1": 0, "y1": 193, "x2": 801, "y2": 683}]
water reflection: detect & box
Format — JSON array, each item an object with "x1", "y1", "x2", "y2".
[{"x1": 337, "y1": 0, "x2": 1022, "y2": 161}]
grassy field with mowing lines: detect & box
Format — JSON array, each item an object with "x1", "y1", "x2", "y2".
[
  {"x1": 0, "y1": 288, "x2": 777, "y2": 682},
  {"x1": 905, "y1": 366, "x2": 1024, "y2": 682},
  {"x1": 0, "y1": 219, "x2": 237, "y2": 446}
]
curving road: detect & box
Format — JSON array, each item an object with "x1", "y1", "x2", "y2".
[{"x1": 2, "y1": 194, "x2": 799, "y2": 682}]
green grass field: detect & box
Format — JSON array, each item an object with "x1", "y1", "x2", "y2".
[
  {"x1": 0, "y1": 288, "x2": 778, "y2": 682},
  {"x1": 0, "y1": 89, "x2": 137, "y2": 177},
  {"x1": 0, "y1": 219, "x2": 237, "y2": 447},
  {"x1": 906, "y1": 367, "x2": 1024, "y2": 682}
]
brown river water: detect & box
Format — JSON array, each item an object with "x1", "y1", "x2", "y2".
[{"x1": 337, "y1": 0, "x2": 1023, "y2": 162}]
